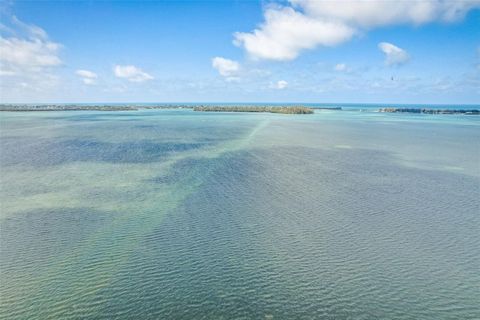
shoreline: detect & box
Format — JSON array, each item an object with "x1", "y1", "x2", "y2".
[
  {"x1": 379, "y1": 108, "x2": 479, "y2": 115},
  {"x1": 0, "y1": 104, "x2": 478, "y2": 115}
]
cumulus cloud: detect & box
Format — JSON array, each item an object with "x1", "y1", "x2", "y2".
[
  {"x1": 271, "y1": 80, "x2": 288, "y2": 89},
  {"x1": 76, "y1": 69, "x2": 97, "y2": 85},
  {"x1": 212, "y1": 57, "x2": 240, "y2": 77},
  {"x1": 234, "y1": 0, "x2": 480, "y2": 61},
  {"x1": 378, "y1": 42, "x2": 409, "y2": 66},
  {"x1": 0, "y1": 16, "x2": 63, "y2": 98},
  {"x1": 113, "y1": 65, "x2": 153, "y2": 82},
  {"x1": 234, "y1": 6, "x2": 355, "y2": 61},
  {"x1": 291, "y1": 0, "x2": 480, "y2": 27},
  {"x1": 0, "y1": 16, "x2": 62, "y2": 76},
  {"x1": 0, "y1": 37, "x2": 61, "y2": 69}
]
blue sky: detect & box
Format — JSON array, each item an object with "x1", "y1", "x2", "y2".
[{"x1": 0, "y1": 0, "x2": 479, "y2": 104}]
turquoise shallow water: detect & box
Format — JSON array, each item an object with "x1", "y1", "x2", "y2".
[{"x1": 0, "y1": 109, "x2": 479, "y2": 319}]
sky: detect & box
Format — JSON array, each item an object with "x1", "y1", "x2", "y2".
[{"x1": 0, "y1": 0, "x2": 479, "y2": 104}]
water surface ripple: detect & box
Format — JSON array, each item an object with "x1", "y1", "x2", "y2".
[{"x1": 0, "y1": 109, "x2": 479, "y2": 319}]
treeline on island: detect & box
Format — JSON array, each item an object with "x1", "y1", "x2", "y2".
[
  {"x1": 0, "y1": 104, "x2": 199, "y2": 111},
  {"x1": 0, "y1": 105, "x2": 138, "y2": 111},
  {"x1": 379, "y1": 108, "x2": 479, "y2": 115},
  {"x1": 0, "y1": 104, "x2": 314, "y2": 114},
  {"x1": 193, "y1": 106, "x2": 314, "y2": 114},
  {"x1": 2, "y1": 105, "x2": 478, "y2": 115}
]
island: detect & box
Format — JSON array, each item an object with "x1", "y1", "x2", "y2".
[
  {"x1": 0, "y1": 104, "x2": 139, "y2": 111},
  {"x1": 379, "y1": 108, "x2": 479, "y2": 115},
  {"x1": 193, "y1": 106, "x2": 314, "y2": 114},
  {"x1": 3, "y1": 104, "x2": 478, "y2": 115},
  {"x1": 0, "y1": 104, "x2": 314, "y2": 114}
]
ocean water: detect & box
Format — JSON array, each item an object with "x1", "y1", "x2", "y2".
[{"x1": 0, "y1": 109, "x2": 479, "y2": 319}]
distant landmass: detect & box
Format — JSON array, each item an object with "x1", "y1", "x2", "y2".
[
  {"x1": 193, "y1": 106, "x2": 314, "y2": 114},
  {"x1": 379, "y1": 108, "x2": 479, "y2": 115},
  {"x1": 0, "y1": 104, "x2": 314, "y2": 114},
  {"x1": 1, "y1": 104, "x2": 479, "y2": 115},
  {"x1": 0, "y1": 105, "x2": 139, "y2": 111}
]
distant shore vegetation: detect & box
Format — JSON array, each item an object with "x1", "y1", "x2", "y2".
[
  {"x1": 379, "y1": 108, "x2": 479, "y2": 115},
  {"x1": 1, "y1": 104, "x2": 478, "y2": 115},
  {"x1": 193, "y1": 106, "x2": 314, "y2": 114},
  {"x1": 0, "y1": 105, "x2": 138, "y2": 111},
  {"x1": 0, "y1": 104, "x2": 314, "y2": 114}
]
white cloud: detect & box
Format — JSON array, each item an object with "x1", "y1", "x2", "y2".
[
  {"x1": 113, "y1": 65, "x2": 153, "y2": 82},
  {"x1": 0, "y1": 17, "x2": 62, "y2": 75},
  {"x1": 378, "y1": 42, "x2": 409, "y2": 66},
  {"x1": 82, "y1": 78, "x2": 96, "y2": 85},
  {"x1": 334, "y1": 63, "x2": 348, "y2": 72},
  {"x1": 234, "y1": 6, "x2": 355, "y2": 61},
  {"x1": 212, "y1": 57, "x2": 240, "y2": 77},
  {"x1": 291, "y1": 0, "x2": 480, "y2": 27},
  {"x1": 76, "y1": 69, "x2": 98, "y2": 85},
  {"x1": 76, "y1": 69, "x2": 96, "y2": 78},
  {"x1": 0, "y1": 37, "x2": 61, "y2": 68},
  {"x1": 0, "y1": 16, "x2": 63, "y2": 98},
  {"x1": 271, "y1": 80, "x2": 288, "y2": 89},
  {"x1": 234, "y1": 0, "x2": 480, "y2": 61}
]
